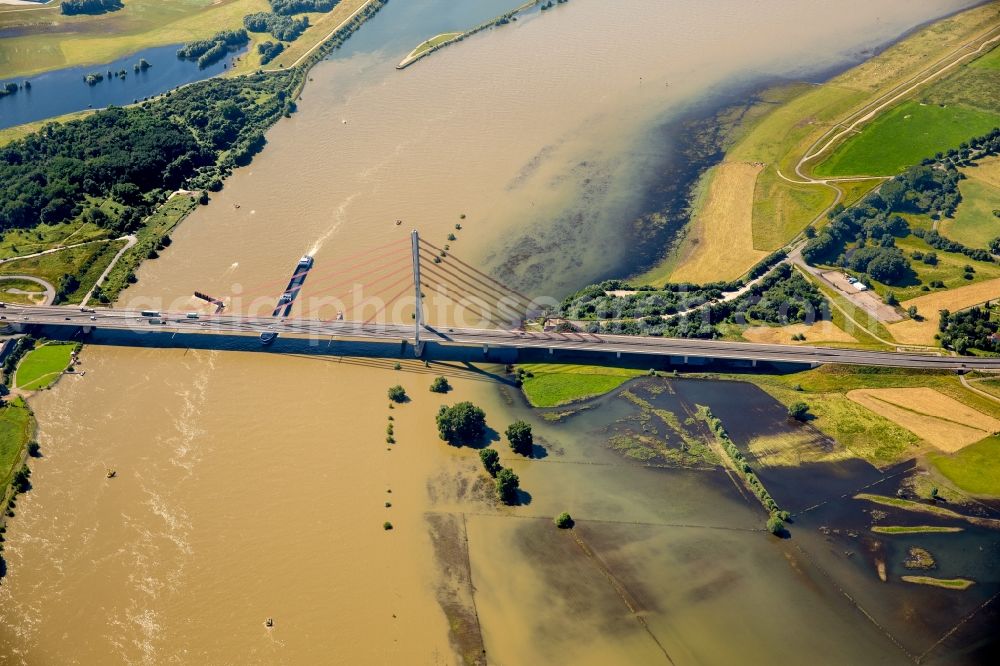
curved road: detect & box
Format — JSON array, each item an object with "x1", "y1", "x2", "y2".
[{"x1": 0, "y1": 275, "x2": 55, "y2": 306}]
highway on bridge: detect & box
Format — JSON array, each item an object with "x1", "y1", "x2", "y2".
[{"x1": 3, "y1": 303, "x2": 999, "y2": 371}]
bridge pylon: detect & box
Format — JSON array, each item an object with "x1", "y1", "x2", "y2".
[{"x1": 411, "y1": 229, "x2": 424, "y2": 357}]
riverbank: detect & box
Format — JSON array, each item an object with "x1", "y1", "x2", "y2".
[{"x1": 662, "y1": 2, "x2": 1000, "y2": 284}]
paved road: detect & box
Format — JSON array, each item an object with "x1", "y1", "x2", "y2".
[
  {"x1": 3, "y1": 303, "x2": 1000, "y2": 370},
  {"x1": 80, "y1": 235, "x2": 137, "y2": 307}
]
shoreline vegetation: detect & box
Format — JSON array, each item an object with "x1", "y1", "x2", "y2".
[{"x1": 396, "y1": 0, "x2": 561, "y2": 70}]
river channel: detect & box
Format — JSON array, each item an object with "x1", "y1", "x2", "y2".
[{"x1": 0, "y1": 0, "x2": 989, "y2": 663}]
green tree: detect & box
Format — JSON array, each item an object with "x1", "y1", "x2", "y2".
[
  {"x1": 495, "y1": 467, "x2": 520, "y2": 504},
  {"x1": 766, "y1": 514, "x2": 784, "y2": 535},
  {"x1": 505, "y1": 420, "x2": 533, "y2": 456},
  {"x1": 554, "y1": 512, "x2": 574, "y2": 529},
  {"x1": 387, "y1": 385, "x2": 407, "y2": 403},
  {"x1": 479, "y1": 448, "x2": 501, "y2": 476},
  {"x1": 429, "y1": 376, "x2": 451, "y2": 393},
  {"x1": 436, "y1": 401, "x2": 486, "y2": 445},
  {"x1": 788, "y1": 401, "x2": 810, "y2": 421}
]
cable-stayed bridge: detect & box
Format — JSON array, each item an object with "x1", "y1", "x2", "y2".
[{"x1": 2, "y1": 231, "x2": 998, "y2": 370}]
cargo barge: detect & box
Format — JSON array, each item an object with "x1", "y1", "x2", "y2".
[{"x1": 261, "y1": 255, "x2": 314, "y2": 344}]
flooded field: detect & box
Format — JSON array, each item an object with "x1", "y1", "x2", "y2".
[
  {"x1": 0, "y1": 43, "x2": 246, "y2": 130},
  {"x1": 0, "y1": 0, "x2": 996, "y2": 663}
]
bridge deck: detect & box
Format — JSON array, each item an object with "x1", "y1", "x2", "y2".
[{"x1": 1, "y1": 304, "x2": 995, "y2": 370}]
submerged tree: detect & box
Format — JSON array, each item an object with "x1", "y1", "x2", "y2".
[
  {"x1": 436, "y1": 401, "x2": 486, "y2": 445},
  {"x1": 495, "y1": 467, "x2": 520, "y2": 505},
  {"x1": 479, "y1": 448, "x2": 501, "y2": 477},
  {"x1": 429, "y1": 376, "x2": 451, "y2": 393},
  {"x1": 387, "y1": 385, "x2": 407, "y2": 403},
  {"x1": 505, "y1": 420, "x2": 533, "y2": 456}
]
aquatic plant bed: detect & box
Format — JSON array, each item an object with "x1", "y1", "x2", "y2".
[{"x1": 900, "y1": 575, "x2": 974, "y2": 590}]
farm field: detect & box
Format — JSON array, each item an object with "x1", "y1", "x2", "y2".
[
  {"x1": 812, "y1": 101, "x2": 1000, "y2": 177},
  {"x1": 669, "y1": 162, "x2": 766, "y2": 283},
  {"x1": 732, "y1": 364, "x2": 1000, "y2": 466},
  {"x1": 888, "y1": 276, "x2": 1000, "y2": 345},
  {"x1": 845, "y1": 387, "x2": 1000, "y2": 452}
]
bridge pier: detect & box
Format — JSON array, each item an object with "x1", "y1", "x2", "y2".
[
  {"x1": 549, "y1": 348, "x2": 554, "y2": 355},
  {"x1": 483, "y1": 344, "x2": 489, "y2": 355},
  {"x1": 82, "y1": 326, "x2": 93, "y2": 335},
  {"x1": 616, "y1": 351, "x2": 621, "y2": 359},
  {"x1": 752, "y1": 359, "x2": 757, "y2": 368}
]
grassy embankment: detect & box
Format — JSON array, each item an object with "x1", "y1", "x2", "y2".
[
  {"x1": 397, "y1": 0, "x2": 549, "y2": 70},
  {"x1": 0, "y1": 238, "x2": 128, "y2": 303},
  {"x1": 665, "y1": 3, "x2": 1000, "y2": 284},
  {"x1": 517, "y1": 363, "x2": 644, "y2": 408},
  {"x1": 0, "y1": 397, "x2": 35, "y2": 522},
  {"x1": 928, "y1": 435, "x2": 1000, "y2": 497},
  {"x1": 399, "y1": 32, "x2": 462, "y2": 64},
  {"x1": 14, "y1": 342, "x2": 78, "y2": 391},
  {"x1": 99, "y1": 194, "x2": 197, "y2": 303},
  {"x1": 871, "y1": 525, "x2": 963, "y2": 534}
]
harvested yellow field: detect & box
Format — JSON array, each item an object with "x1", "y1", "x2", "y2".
[
  {"x1": 887, "y1": 277, "x2": 1000, "y2": 344},
  {"x1": 670, "y1": 162, "x2": 767, "y2": 283},
  {"x1": 747, "y1": 431, "x2": 855, "y2": 468},
  {"x1": 846, "y1": 387, "x2": 1000, "y2": 452},
  {"x1": 742, "y1": 321, "x2": 856, "y2": 345}
]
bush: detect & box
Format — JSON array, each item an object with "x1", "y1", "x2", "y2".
[
  {"x1": 436, "y1": 402, "x2": 486, "y2": 445},
  {"x1": 788, "y1": 401, "x2": 810, "y2": 421},
  {"x1": 505, "y1": 420, "x2": 533, "y2": 456},
  {"x1": 554, "y1": 512, "x2": 574, "y2": 529},
  {"x1": 387, "y1": 385, "x2": 407, "y2": 402},
  {"x1": 479, "y1": 448, "x2": 501, "y2": 476},
  {"x1": 383, "y1": 521, "x2": 393, "y2": 530},
  {"x1": 429, "y1": 376, "x2": 451, "y2": 393},
  {"x1": 495, "y1": 467, "x2": 520, "y2": 504}
]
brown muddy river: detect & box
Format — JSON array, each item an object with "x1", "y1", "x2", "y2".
[{"x1": 0, "y1": 0, "x2": 991, "y2": 664}]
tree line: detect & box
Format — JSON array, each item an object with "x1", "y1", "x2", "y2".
[
  {"x1": 61, "y1": 0, "x2": 123, "y2": 16},
  {"x1": 244, "y1": 13, "x2": 310, "y2": 42},
  {"x1": 938, "y1": 305, "x2": 999, "y2": 355},
  {"x1": 177, "y1": 29, "x2": 249, "y2": 69}
]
